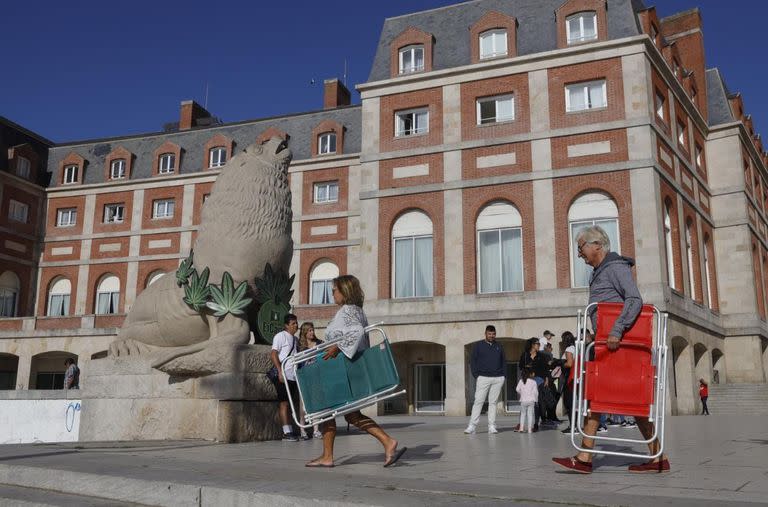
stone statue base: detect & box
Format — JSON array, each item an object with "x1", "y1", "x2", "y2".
[{"x1": 79, "y1": 345, "x2": 282, "y2": 442}]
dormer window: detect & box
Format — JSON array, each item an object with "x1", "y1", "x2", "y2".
[
  {"x1": 209, "y1": 147, "x2": 226, "y2": 168},
  {"x1": 318, "y1": 133, "x2": 337, "y2": 155},
  {"x1": 159, "y1": 153, "x2": 175, "y2": 174},
  {"x1": 479, "y1": 29, "x2": 507, "y2": 59},
  {"x1": 566, "y1": 12, "x2": 597, "y2": 45},
  {"x1": 16, "y1": 156, "x2": 31, "y2": 179},
  {"x1": 63, "y1": 165, "x2": 78, "y2": 184},
  {"x1": 398, "y1": 45, "x2": 424, "y2": 74},
  {"x1": 110, "y1": 159, "x2": 126, "y2": 179}
]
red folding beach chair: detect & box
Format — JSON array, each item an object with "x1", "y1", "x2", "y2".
[{"x1": 570, "y1": 302, "x2": 669, "y2": 459}]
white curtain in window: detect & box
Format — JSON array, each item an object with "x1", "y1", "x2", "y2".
[
  {"x1": 477, "y1": 202, "x2": 523, "y2": 293},
  {"x1": 47, "y1": 278, "x2": 71, "y2": 317},
  {"x1": 568, "y1": 193, "x2": 620, "y2": 288},
  {"x1": 393, "y1": 211, "x2": 433, "y2": 298},
  {"x1": 310, "y1": 261, "x2": 339, "y2": 304},
  {"x1": 96, "y1": 275, "x2": 120, "y2": 314},
  {"x1": 0, "y1": 271, "x2": 20, "y2": 317}
]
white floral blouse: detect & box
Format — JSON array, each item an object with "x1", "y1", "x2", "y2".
[{"x1": 325, "y1": 304, "x2": 370, "y2": 359}]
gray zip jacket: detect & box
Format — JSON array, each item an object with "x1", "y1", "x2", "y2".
[{"x1": 587, "y1": 251, "x2": 643, "y2": 339}]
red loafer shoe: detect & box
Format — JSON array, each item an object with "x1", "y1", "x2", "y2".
[
  {"x1": 628, "y1": 458, "x2": 670, "y2": 473},
  {"x1": 552, "y1": 456, "x2": 592, "y2": 474}
]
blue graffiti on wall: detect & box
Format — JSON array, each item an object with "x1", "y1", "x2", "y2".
[{"x1": 65, "y1": 402, "x2": 81, "y2": 433}]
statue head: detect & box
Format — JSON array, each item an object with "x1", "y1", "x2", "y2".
[{"x1": 251, "y1": 137, "x2": 292, "y2": 173}]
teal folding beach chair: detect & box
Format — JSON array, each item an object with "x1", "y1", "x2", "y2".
[{"x1": 282, "y1": 323, "x2": 405, "y2": 428}]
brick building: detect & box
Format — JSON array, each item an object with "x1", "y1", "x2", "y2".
[{"x1": 1, "y1": 0, "x2": 767, "y2": 414}]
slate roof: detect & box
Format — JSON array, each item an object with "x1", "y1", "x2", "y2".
[
  {"x1": 706, "y1": 68, "x2": 735, "y2": 127},
  {"x1": 367, "y1": 0, "x2": 647, "y2": 82},
  {"x1": 45, "y1": 105, "x2": 361, "y2": 188}
]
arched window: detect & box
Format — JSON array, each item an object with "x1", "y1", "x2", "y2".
[
  {"x1": 685, "y1": 219, "x2": 696, "y2": 298},
  {"x1": 568, "y1": 193, "x2": 619, "y2": 288},
  {"x1": 147, "y1": 271, "x2": 166, "y2": 287},
  {"x1": 703, "y1": 235, "x2": 713, "y2": 308},
  {"x1": 664, "y1": 201, "x2": 676, "y2": 290},
  {"x1": 392, "y1": 211, "x2": 433, "y2": 298},
  {"x1": 309, "y1": 261, "x2": 339, "y2": 305},
  {"x1": 0, "y1": 271, "x2": 20, "y2": 317},
  {"x1": 47, "y1": 278, "x2": 71, "y2": 317},
  {"x1": 476, "y1": 202, "x2": 523, "y2": 293},
  {"x1": 95, "y1": 275, "x2": 120, "y2": 315}
]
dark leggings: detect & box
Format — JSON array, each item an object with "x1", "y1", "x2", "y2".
[
  {"x1": 701, "y1": 396, "x2": 709, "y2": 415},
  {"x1": 563, "y1": 386, "x2": 573, "y2": 425}
]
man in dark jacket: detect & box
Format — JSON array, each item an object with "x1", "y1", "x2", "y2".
[
  {"x1": 553, "y1": 225, "x2": 670, "y2": 474},
  {"x1": 464, "y1": 325, "x2": 506, "y2": 435}
]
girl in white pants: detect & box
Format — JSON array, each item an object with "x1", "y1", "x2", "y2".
[{"x1": 516, "y1": 369, "x2": 539, "y2": 433}]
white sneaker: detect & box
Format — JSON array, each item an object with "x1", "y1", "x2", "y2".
[
  {"x1": 488, "y1": 426, "x2": 498, "y2": 434},
  {"x1": 463, "y1": 425, "x2": 476, "y2": 434},
  {"x1": 313, "y1": 431, "x2": 323, "y2": 439}
]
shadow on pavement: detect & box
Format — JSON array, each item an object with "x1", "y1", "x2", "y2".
[{"x1": 336, "y1": 444, "x2": 442, "y2": 466}]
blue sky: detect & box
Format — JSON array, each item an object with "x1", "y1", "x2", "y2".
[{"x1": 1, "y1": 1, "x2": 764, "y2": 143}]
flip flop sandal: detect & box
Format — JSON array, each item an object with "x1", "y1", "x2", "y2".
[{"x1": 383, "y1": 447, "x2": 407, "y2": 468}]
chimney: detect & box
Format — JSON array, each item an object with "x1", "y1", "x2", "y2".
[
  {"x1": 179, "y1": 100, "x2": 212, "y2": 131},
  {"x1": 323, "y1": 78, "x2": 351, "y2": 109}
]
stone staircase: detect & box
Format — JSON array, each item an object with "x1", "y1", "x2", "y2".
[{"x1": 705, "y1": 383, "x2": 768, "y2": 415}]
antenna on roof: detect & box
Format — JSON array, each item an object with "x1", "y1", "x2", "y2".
[
  {"x1": 343, "y1": 59, "x2": 348, "y2": 87},
  {"x1": 204, "y1": 82, "x2": 210, "y2": 109}
]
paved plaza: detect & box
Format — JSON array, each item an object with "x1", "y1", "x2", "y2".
[{"x1": 0, "y1": 415, "x2": 765, "y2": 506}]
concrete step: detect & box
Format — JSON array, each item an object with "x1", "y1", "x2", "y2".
[
  {"x1": 0, "y1": 484, "x2": 148, "y2": 507},
  {"x1": 698, "y1": 383, "x2": 768, "y2": 414}
]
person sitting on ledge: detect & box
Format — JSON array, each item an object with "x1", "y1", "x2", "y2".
[{"x1": 552, "y1": 225, "x2": 670, "y2": 474}]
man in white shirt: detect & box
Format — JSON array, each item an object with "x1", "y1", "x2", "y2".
[{"x1": 271, "y1": 313, "x2": 300, "y2": 441}]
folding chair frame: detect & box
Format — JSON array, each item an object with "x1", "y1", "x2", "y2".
[
  {"x1": 282, "y1": 323, "x2": 406, "y2": 429},
  {"x1": 570, "y1": 303, "x2": 670, "y2": 460}
]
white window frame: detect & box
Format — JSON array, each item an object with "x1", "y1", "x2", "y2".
[
  {"x1": 56, "y1": 208, "x2": 77, "y2": 227},
  {"x1": 398, "y1": 44, "x2": 425, "y2": 74},
  {"x1": 395, "y1": 108, "x2": 429, "y2": 137},
  {"x1": 309, "y1": 261, "x2": 339, "y2": 305},
  {"x1": 63, "y1": 165, "x2": 78, "y2": 184},
  {"x1": 318, "y1": 132, "x2": 337, "y2": 155},
  {"x1": 0, "y1": 271, "x2": 19, "y2": 318},
  {"x1": 476, "y1": 202, "x2": 524, "y2": 294},
  {"x1": 103, "y1": 203, "x2": 125, "y2": 224},
  {"x1": 567, "y1": 194, "x2": 620, "y2": 288},
  {"x1": 566, "y1": 12, "x2": 598, "y2": 45},
  {"x1": 664, "y1": 203, "x2": 676, "y2": 290},
  {"x1": 152, "y1": 199, "x2": 174, "y2": 219},
  {"x1": 9, "y1": 199, "x2": 29, "y2": 223},
  {"x1": 565, "y1": 80, "x2": 606, "y2": 112},
  {"x1": 678, "y1": 120, "x2": 688, "y2": 149},
  {"x1": 159, "y1": 153, "x2": 175, "y2": 174},
  {"x1": 110, "y1": 159, "x2": 126, "y2": 179},
  {"x1": 695, "y1": 145, "x2": 703, "y2": 170},
  {"x1": 479, "y1": 29, "x2": 508, "y2": 59},
  {"x1": 313, "y1": 181, "x2": 339, "y2": 204},
  {"x1": 703, "y1": 240, "x2": 713, "y2": 308},
  {"x1": 477, "y1": 227, "x2": 524, "y2": 293},
  {"x1": 95, "y1": 276, "x2": 120, "y2": 315},
  {"x1": 476, "y1": 94, "x2": 515, "y2": 125},
  {"x1": 47, "y1": 278, "x2": 71, "y2": 317},
  {"x1": 209, "y1": 147, "x2": 227, "y2": 168},
  {"x1": 655, "y1": 91, "x2": 666, "y2": 121},
  {"x1": 392, "y1": 211, "x2": 434, "y2": 299},
  {"x1": 686, "y1": 222, "x2": 696, "y2": 298},
  {"x1": 16, "y1": 156, "x2": 31, "y2": 179}
]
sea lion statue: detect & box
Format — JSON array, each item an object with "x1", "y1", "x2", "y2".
[{"x1": 108, "y1": 137, "x2": 293, "y2": 376}]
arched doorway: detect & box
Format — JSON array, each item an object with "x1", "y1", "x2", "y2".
[
  {"x1": 671, "y1": 336, "x2": 695, "y2": 414},
  {"x1": 386, "y1": 341, "x2": 445, "y2": 414},
  {"x1": 711, "y1": 348, "x2": 725, "y2": 384},
  {"x1": 693, "y1": 343, "x2": 711, "y2": 384},
  {"x1": 0, "y1": 353, "x2": 19, "y2": 390},
  {"x1": 29, "y1": 351, "x2": 77, "y2": 389}
]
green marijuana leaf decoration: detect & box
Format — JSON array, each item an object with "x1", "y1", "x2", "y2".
[
  {"x1": 207, "y1": 271, "x2": 253, "y2": 318},
  {"x1": 176, "y1": 252, "x2": 195, "y2": 287},
  {"x1": 183, "y1": 267, "x2": 211, "y2": 312},
  {"x1": 255, "y1": 263, "x2": 295, "y2": 305}
]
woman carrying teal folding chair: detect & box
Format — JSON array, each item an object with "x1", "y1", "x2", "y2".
[{"x1": 305, "y1": 274, "x2": 407, "y2": 468}]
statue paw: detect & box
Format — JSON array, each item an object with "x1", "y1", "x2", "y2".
[{"x1": 108, "y1": 339, "x2": 150, "y2": 357}]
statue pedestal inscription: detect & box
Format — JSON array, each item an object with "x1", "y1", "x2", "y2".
[{"x1": 79, "y1": 345, "x2": 282, "y2": 442}]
